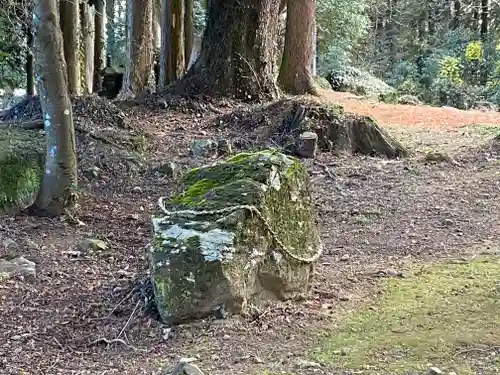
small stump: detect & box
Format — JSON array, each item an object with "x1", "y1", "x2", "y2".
[{"x1": 150, "y1": 150, "x2": 322, "y2": 324}]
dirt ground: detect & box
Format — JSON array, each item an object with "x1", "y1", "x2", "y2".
[{"x1": 1, "y1": 91, "x2": 499, "y2": 375}]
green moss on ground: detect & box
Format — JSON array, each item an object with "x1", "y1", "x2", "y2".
[
  {"x1": 315, "y1": 257, "x2": 500, "y2": 374},
  {"x1": 0, "y1": 129, "x2": 44, "y2": 214}
]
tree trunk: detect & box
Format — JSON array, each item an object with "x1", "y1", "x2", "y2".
[
  {"x1": 93, "y1": 0, "x2": 105, "y2": 92},
  {"x1": 184, "y1": 0, "x2": 193, "y2": 69},
  {"x1": 159, "y1": 0, "x2": 172, "y2": 89},
  {"x1": 80, "y1": 2, "x2": 95, "y2": 93},
  {"x1": 26, "y1": 27, "x2": 35, "y2": 96},
  {"x1": 450, "y1": 0, "x2": 461, "y2": 29},
  {"x1": 118, "y1": 0, "x2": 154, "y2": 98},
  {"x1": 278, "y1": 0, "x2": 317, "y2": 95},
  {"x1": 106, "y1": 0, "x2": 116, "y2": 65},
  {"x1": 174, "y1": 0, "x2": 281, "y2": 100},
  {"x1": 480, "y1": 0, "x2": 488, "y2": 85},
  {"x1": 170, "y1": 0, "x2": 185, "y2": 80},
  {"x1": 32, "y1": 0, "x2": 78, "y2": 216},
  {"x1": 153, "y1": 0, "x2": 162, "y2": 49},
  {"x1": 60, "y1": 0, "x2": 81, "y2": 94}
]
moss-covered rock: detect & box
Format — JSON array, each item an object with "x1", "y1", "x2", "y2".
[
  {"x1": 150, "y1": 150, "x2": 322, "y2": 324},
  {"x1": 0, "y1": 129, "x2": 44, "y2": 215}
]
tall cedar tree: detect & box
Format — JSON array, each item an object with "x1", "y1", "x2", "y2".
[
  {"x1": 174, "y1": 0, "x2": 281, "y2": 100},
  {"x1": 93, "y1": 0, "x2": 105, "y2": 91},
  {"x1": 119, "y1": 0, "x2": 154, "y2": 98},
  {"x1": 60, "y1": 0, "x2": 81, "y2": 94},
  {"x1": 32, "y1": 0, "x2": 78, "y2": 216},
  {"x1": 278, "y1": 0, "x2": 317, "y2": 95}
]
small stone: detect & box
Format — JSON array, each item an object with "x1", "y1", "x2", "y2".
[
  {"x1": 2, "y1": 238, "x2": 17, "y2": 249},
  {"x1": 340, "y1": 254, "x2": 350, "y2": 261},
  {"x1": 253, "y1": 356, "x2": 263, "y2": 363},
  {"x1": 442, "y1": 218, "x2": 454, "y2": 226},
  {"x1": 157, "y1": 161, "x2": 178, "y2": 178},
  {"x1": 429, "y1": 367, "x2": 443, "y2": 375},
  {"x1": 295, "y1": 131, "x2": 318, "y2": 158},
  {"x1": 132, "y1": 186, "x2": 143, "y2": 193},
  {"x1": 216, "y1": 139, "x2": 233, "y2": 156},
  {"x1": 296, "y1": 359, "x2": 321, "y2": 369},
  {"x1": 448, "y1": 372, "x2": 457, "y2": 375},
  {"x1": 190, "y1": 139, "x2": 216, "y2": 157},
  {"x1": 77, "y1": 238, "x2": 107, "y2": 252},
  {"x1": 0, "y1": 257, "x2": 36, "y2": 280}
]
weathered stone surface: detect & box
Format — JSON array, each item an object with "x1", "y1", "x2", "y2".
[
  {"x1": 150, "y1": 150, "x2": 322, "y2": 324},
  {"x1": 0, "y1": 128, "x2": 44, "y2": 215},
  {"x1": 0, "y1": 257, "x2": 36, "y2": 280},
  {"x1": 189, "y1": 139, "x2": 216, "y2": 157},
  {"x1": 295, "y1": 131, "x2": 318, "y2": 158}
]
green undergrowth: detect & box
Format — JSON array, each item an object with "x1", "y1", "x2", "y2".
[{"x1": 314, "y1": 257, "x2": 500, "y2": 374}]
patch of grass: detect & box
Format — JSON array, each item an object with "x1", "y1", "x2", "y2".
[{"x1": 314, "y1": 257, "x2": 500, "y2": 374}]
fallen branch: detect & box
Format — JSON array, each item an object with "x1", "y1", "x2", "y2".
[
  {"x1": 0, "y1": 119, "x2": 44, "y2": 130},
  {"x1": 87, "y1": 337, "x2": 146, "y2": 352}
]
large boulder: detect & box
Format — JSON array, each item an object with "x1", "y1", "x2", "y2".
[
  {"x1": 326, "y1": 66, "x2": 395, "y2": 97},
  {"x1": 150, "y1": 150, "x2": 322, "y2": 324},
  {"x1": 0, "y1": 129, "x2": 44, "y2": 215}
]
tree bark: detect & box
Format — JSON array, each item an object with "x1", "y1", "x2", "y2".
[
  {"x1": 80, "y1": 2, "x2": 95, "y2": 94},
  {"x1": 60, "y1": 0, "x2": 81, "y2": 94},
  {"x1": 106, "y1": 0, "x2": 116, "y2": 65},
  {"x1": 174, "y1": 0, "x2": 281, "y2": 100},
  {"x1": 153, "y1": 0, "x2": 162, "y2": 49},
  {"x1": 93, "y1": 0, "x2": 105, "y2": 92},
  {"x1": 159, "y1": 0, "x2": 173, "y2": 89},
  {"x1": 32, "y1": 0, "x2": 78, "y2": 216},
  {"x1": 184, "y1": 0, "x2": 193, "y2": 69},
  {"x1": 26, "y1": 27, "x2": 35, "y2": 96},
  {"x1": 480, "y1": 0, "x2": 489, "y2": 85},
  {"x1": 170, "y1": 0, "x2": 185, "y2": 80},
  {"x1": 118, "y1": 0, "x2": 154, "y2": 98},
  {"x1": 278, "y1": 0, "x2": 317, "y2": 95}
]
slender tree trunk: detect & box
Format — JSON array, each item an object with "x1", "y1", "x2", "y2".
[
  {"x1": 480, "y1": 0, "x2": 489, "y2": 85},
  {"x1": 60, "y1": 0, "x2": 80, "y2": 94},
  {"x1": 174, "y1": 0, "x2": 281, "y2": 100},
  {"x1": 106, "y1": 0, "x2": 116, "y2": 65},
  {"x1": 278, "y1": 0, "x2": 317, "y2": 95},
  {"x1": 26, "y1": 27, "x2": 34, "y2": 96},
  {"x1": 450, "y1": 0, "x2": 461, "y2": 29},
  {"x1": 159, "y1": 0, "x2": 173, "y2": 89},
  {"x1": 118, "y1": 0, "x2": 154, "y2": 98},
  {"x1": 93, "y1": 0, "x2": 105, "y2": 92},
  {"x1": 170, "y1": 0, "x2": 185, "y2": 80},
  {"x1": 32, "y1": 0, "x2": 78, "y2": 216},
  {"x1": 153, "y1": 0, "x2": 162, "y2": 49},
  {"x1": 184, "y1": 0, "x2": 193, "y2": 69},
  {"x1": 80, "y1": 2, "x2": 95, "y2": 93}
]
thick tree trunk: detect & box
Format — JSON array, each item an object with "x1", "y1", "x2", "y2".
[
  {"x1": 80, "y1": 2, "x2": 95, "y2": 94},
  {"x1": 93, "y1": 0, "x2": 105, "y2": 92},
  {"x1": 106, "y1": 0, "x2": 116, "y2": 65},
  {"x1": 278, "y1": 0, "x2": 317, "y2": 95},
  {"x1": 118, "y1": 0, "x2": 154, "y2": 98},
  {"x1": 26, "y1": 28, "x2": 35, "y2": 96},
  {"x1": 32, "y1": 0, "x2": 78, "y2": 216},
  {"x1": 170, "y1": 0, "x2": 185, "y2": 80},
  {"x1": 60, "y1": 0, "x2": 80, "y2": 94},
  {"x1": 174, "y1": 0, "x2": 281, "y2": 100},
  {"x1": 184, "y1": 0, "x2": 193, "y2": 68}
]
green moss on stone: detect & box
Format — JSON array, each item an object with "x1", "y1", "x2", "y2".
[
  {"x1": 0, "y1": 129, "x2": 44, "y2": 215},
  {"x1": 150, "y1": 150, "x2": 321, "y2": 324}
]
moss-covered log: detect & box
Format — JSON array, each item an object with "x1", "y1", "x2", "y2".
[
  {"x1": 0, "y1": 129, "x2": 44, "y2": 215},
  {"x1": 150, "y1": 150, "x2": 322, "y2": 324}
]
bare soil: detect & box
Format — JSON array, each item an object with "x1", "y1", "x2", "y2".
[{"x1": 0, "y1": 92, "x2": 499, "y2": 375}]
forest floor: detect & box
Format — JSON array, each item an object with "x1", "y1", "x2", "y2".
[{"x1": 1, "y1": 90, "x2": 500, "y2": 375}]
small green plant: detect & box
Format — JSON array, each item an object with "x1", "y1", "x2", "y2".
[
  {"x1": 438, "y1": 56, "x2": 463, "y2": 84},
  {"x1": 465, "y1": 41, "x2": 483, "y2": 62}
]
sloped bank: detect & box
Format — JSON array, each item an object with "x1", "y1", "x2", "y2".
[
  {"x1": 0, "y1": 128, "x2": 44, "y2": 215},
  {"x1": 150, "y1": 150, "x2": 322, "y2": 324}
]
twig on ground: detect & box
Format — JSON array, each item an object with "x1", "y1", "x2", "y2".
[
  {"x1": 94, "y1": 286, "x2": 136, "y2": 320},
  {"x1": 87, "y1": 337, "x2": 145, "y2": 352},
  {"x1": 116, "y1": 300, "x2": 140, "y2": 340},
  {"x1": 453, "y1": 345, "x2": 500, "y2": 357}
]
